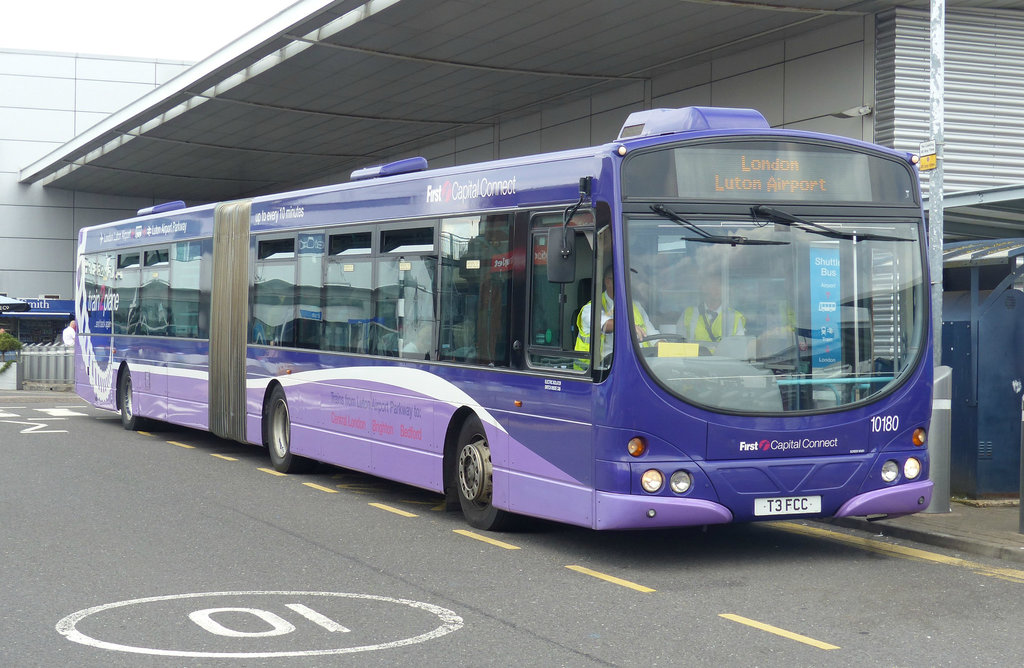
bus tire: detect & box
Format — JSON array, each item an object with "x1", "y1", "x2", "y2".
[
  {"x1": 265, "y1": 385, "x2": 313, "y2": 473},
  {"x1": 118, "y1": 369, "x2": 146, "y2": 431},
  {"x1": 455, "y1": 417, "x2": 514, "y2": 531}
]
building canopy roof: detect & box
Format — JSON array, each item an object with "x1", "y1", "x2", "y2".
[{"x1": 18, "y1": 0, "x2": 1024, "y2": 239}]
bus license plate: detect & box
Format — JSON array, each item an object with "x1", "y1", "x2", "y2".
[{"x1": 754, "y1": 495, "x2": 821, "y2": 516}]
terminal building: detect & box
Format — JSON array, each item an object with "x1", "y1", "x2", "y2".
[{"x1": 2, "y1": 0, "x2": 1024, "y2": 340}]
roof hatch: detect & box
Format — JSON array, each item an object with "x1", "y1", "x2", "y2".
[{"x1": 616, "y1": 106, "x2": 769, "y2": 141}]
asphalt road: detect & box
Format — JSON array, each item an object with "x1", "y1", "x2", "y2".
[{"x1": 2, "y1": 394, "x2": 1023, "y2": 667}]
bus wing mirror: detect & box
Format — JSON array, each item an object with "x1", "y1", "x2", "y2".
[{"x1": 547, "y1": 228, "x2": 576, "y2": 283}]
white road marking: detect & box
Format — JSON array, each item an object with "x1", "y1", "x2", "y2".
[
  {"x1": 56, "y1": 591, "x2": 463, "y2": 658},
  {"x1": 36, "y1": 408, "x2": 87, "y2": 417}
]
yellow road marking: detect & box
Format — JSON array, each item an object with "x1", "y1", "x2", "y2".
[
  {"x1": 720, "y1": 614, "x2": 839, "y2": 650},
  {"x1": 303, "y1": 482, "x2": 339, "y2": 494},
  {"x1": 453, "y1": 529, "x2": 521, "y2": 550},
  {"x1": 137, "y1": 431, "x2": 152, "y2": 436},
  {"x1": 210, "y1": 454, "x2": 237, "y2": 461},
  {"x1": 565, "y1": 565, "x2": 655, "y2": 593},
  {"x1": 369, "y1": 502, "x2": 418, "y2": 518},
  {"x1": 167, "y1": 441, "x2": 195, "y2": 449},
  {"x1": 258, "y1": 467, "x2": 287, "y2": 477},
  {"x1": 335, "y1": 483, "x2": 377, "y2": 495},
  {"x1": 772, "y1": 521, "x2": 1024, "y2": 584}
]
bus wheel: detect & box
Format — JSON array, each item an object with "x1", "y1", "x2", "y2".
[
  {"x1": 118, "y1": 370, "x2": 143, "y2": 431},
  {"x1": 456, "y1": 418, "x2": 513, "y2": 531},
  {"x1": 265, "y1": 385, "x2": 312, "y2": 473}
]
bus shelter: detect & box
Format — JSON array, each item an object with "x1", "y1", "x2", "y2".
[{"x1": 942, "y1": 240, "x2": 1024, "y2": 497}]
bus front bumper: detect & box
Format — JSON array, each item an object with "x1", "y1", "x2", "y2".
[
  {"x1": 594, "y1": 491, "x2": 733, "y2": 530},
  {"x1": 834, "y1": 479, "x2": 933, "y2": 519}
]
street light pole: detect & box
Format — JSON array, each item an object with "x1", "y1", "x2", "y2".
[{"x1": 929, "y1": 0, "x2": 945, "y2": 365}]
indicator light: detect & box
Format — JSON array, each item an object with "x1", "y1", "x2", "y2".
[{"x1": 627, "y1": 437, "x2": 647, "y2": 457}]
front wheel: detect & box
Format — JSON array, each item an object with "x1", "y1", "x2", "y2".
[
  {"x1": 455, "y1": 417, "x2": 515, "y2": 531},
  {"x1": 265, "y1": 386, "x2": 313, "y2": 473}
]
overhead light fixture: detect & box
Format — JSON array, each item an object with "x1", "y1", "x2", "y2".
[{"x1": 831, "y1": 105, "x2": 873, "y2": 118}]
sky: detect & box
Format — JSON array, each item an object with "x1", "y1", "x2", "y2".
[{"x1": 1, "y1": 0, "x2": 301, "y2": 62}]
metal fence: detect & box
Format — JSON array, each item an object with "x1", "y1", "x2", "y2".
[{"x1": 17, "y1": 343, "x2": 75, "y2": 389}]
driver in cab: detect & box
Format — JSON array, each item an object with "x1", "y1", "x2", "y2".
[{"x1": 575, "y1": 266, "x2": 658, "y2": 355}]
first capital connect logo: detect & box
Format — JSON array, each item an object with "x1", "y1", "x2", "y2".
[
  {"x1": 426, "y1": 175, "x2": 517, "y2": 203},
  {"x1": 740, "y1": 437, "x2": 840, "y2": 453}
]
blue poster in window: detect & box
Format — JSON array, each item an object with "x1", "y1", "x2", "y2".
[
  {"x1": 809, "y1": 245, "x2": 841, "y2": 369},
  {"x1": 298, "y1": 233, "x2": 325, "y2": 255}
]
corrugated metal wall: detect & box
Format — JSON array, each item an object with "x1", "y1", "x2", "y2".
[{"x1": 876, "y1": 8, "x2": 1024, "y2": 197}]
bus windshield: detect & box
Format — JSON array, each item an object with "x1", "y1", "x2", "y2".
[{"x1": 624, "y1": 213, "x2": 925, "y2": 413}]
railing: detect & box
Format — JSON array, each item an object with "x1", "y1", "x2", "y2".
[{"x1": 17, "y1": 343, "x2": 75, "y2": 389}]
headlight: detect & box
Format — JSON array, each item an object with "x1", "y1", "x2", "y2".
[
  {"x1": 669, "y1": 470, "x2": 693, "y2": 494},
  {"x1": 641, "y1": 469, "x2": 664, "y2": 493},
  {"x1": 881, "y1": 460, "x2": 899, "y2": 483},
  {"x1": 904, "y1": 457, "x2": 922, "y2": 480}
]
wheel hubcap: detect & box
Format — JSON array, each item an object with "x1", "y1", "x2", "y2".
[
  {"x1": 458, "y1": 438, "x2": 492, "y2": 503},
  {"x1": 124, "y1": 378, "x2": 133, "y2": 418},
  {"x1": 271, "y1": 401, "x2": 289, "y2": 459}
]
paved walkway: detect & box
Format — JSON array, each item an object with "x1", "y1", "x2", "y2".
[{"x1": 830, "y1": 500, "x2": 1024, "y2": 564}]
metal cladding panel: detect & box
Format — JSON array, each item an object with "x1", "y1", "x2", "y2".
[{"x1": 876, "y1": 8, "x2": 1024, "y2": 198}]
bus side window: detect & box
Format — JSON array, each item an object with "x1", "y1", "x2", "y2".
[
  {"x1": 527, "y1": 211, "x2": 594, "y2": 372},
  {"x1": 439, "y1": 214, "x2": 512, "y2": 366},
  {"x1": 252, "y1": 236, "x2": 296, "y2": 346},
  {"x1": 115, "y1": 252, "x2": 141, "y2": 335},
  {"x1": 325, "y1": 230, "x2": 372, "y2": 354},
  {"x1": 377, "y1": 225, "x2": 437, "y2": 360}
]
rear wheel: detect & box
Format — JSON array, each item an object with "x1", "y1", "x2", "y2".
[
  {"x1": 118, "y1": 370, "x2": 143, "y2": 431},
  {"x1": 456, "y1": 417, "x2": 514, "y2": 531},
  {"x1": 265, "y1": 385, "x2": 312, "y2": 473}
]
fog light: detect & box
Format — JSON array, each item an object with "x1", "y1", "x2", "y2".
[
  {"x1": 669, "y1": 470, "x2": 693, "y2": 494},
  {"x1": 641, "y1": 469, "x2": 664, "y2": 493},
  {"x1": 628, "y1": 437, "x2": 647, "y2": 457},
  {"x1": 904, "y1": 457, "x2": 922, "y2": 480},
  {"x1": 912, "y1": 428, "x2": 926, "y2": 446},
  {"x1": 881, "y1": 460, "x2": 899, "y2": 483}
]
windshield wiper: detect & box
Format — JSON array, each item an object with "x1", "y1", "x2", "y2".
[
  {"x1": 650, "y1": 205, "x2": 788, "y2": 246},
  {"x1": 751, "y1": 205, "x2": 913, "y2": 242}
]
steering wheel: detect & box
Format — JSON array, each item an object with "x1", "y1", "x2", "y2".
[{"x1": 639, "y1": 333, "x2": 688, "y2": 344}]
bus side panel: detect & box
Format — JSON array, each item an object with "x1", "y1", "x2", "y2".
[
  {"x1": 164, "y1": 341, "x2": 211, "y2": 430},
  {"x1": 75, "y1": 333, "x2": 118, "y2": 412},
  {"x1": 117, "y1": 339, "x2": 167, "y2": 422},
  {"x1": 501, "y1": 377, "x2": 596, "y2": 527}
]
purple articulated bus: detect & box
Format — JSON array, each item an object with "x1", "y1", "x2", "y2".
[{"x1": 74, "y1": 106, "x2": 933, "y2": 530}]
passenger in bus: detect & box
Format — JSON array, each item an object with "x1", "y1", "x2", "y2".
[
  {"x1": 575, "y1": 266, "x2": 658, "y2": 357},
  {"x1": 677, "y1": 276, "x2": 745, "y2": 344}
]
